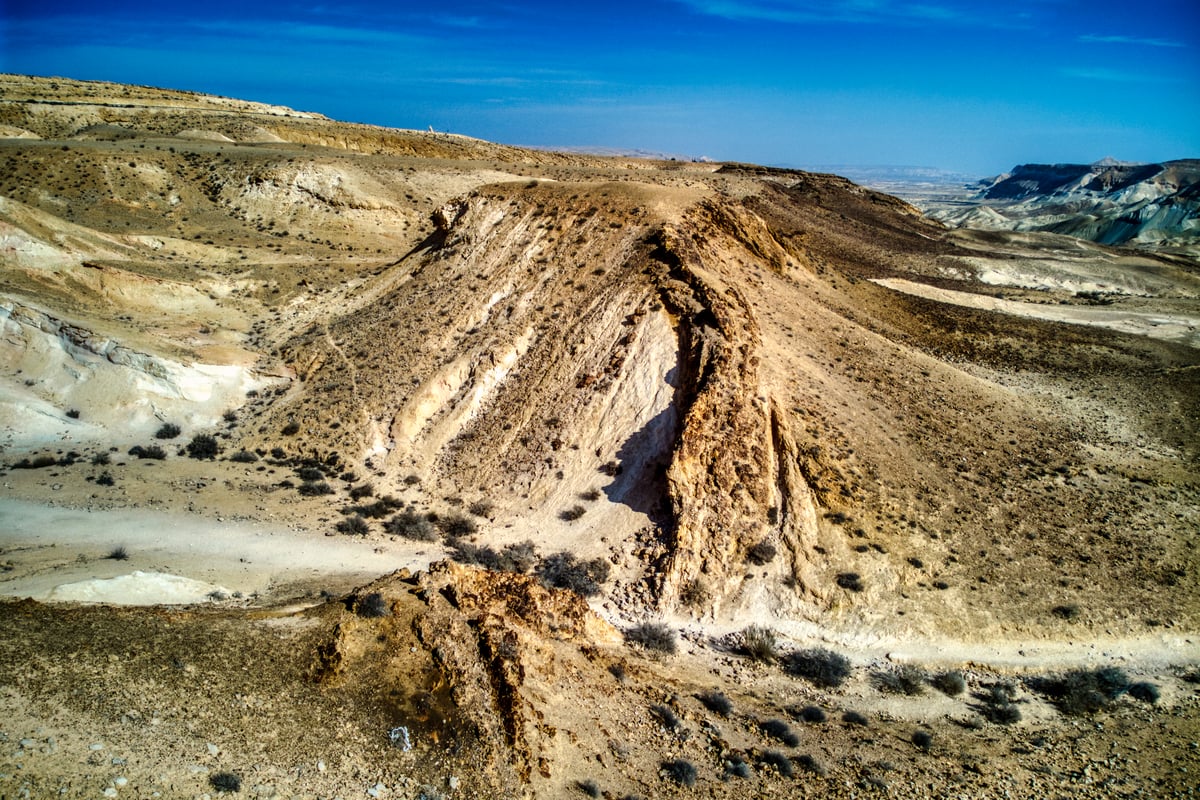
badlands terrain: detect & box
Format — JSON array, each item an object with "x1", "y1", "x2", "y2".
[{"x1": 0, "y1": 75, "x2": 1198, "y2": 798}]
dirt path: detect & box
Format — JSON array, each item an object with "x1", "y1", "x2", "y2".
[{"x1": 0, "y1": 498, "x2": 432, "y2": 604}]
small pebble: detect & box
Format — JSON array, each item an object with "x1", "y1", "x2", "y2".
[
  {"x1": 89, "y1": 743, "x2": 105, "y2": 751},
  {"x1": 206, "y1": 743, "x2": 219, "y2": 756}
]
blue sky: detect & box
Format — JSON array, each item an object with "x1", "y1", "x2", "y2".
[{"x1": 2, "y1": 0, "x2": 1197, "y2": 174}]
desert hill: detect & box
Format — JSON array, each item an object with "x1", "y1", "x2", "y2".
[
  {"x1": 1, "y1": 75, "x2": 1198, "y2": 798},
  {"x1": 926, "y1": 158, "x2": 1200, "y2": 254}
]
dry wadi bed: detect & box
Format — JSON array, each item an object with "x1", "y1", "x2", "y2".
[{"x1": 0, "y1": 75, "x2": 1198, "y2": 798}]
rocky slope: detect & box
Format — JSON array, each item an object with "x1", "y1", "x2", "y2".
[
  {"x1": 927, "y1": 159, "x2": 1200, "y2": 255},
  {"x1": 1, "y1": 75, "x2": 1198, "y2": 798}
]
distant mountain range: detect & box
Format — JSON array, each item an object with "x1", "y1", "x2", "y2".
[{"x1": 926, "y1": 159, "x2": 1200, "y2": 253}]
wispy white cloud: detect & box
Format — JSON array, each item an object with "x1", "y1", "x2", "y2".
[
  {"x1": 669, "y1": 0, "x2": 998, "y2": 25},
  {"x1": 1079, "y1": 34, "x2": 1185, "y2": 48},
  {"x1": 1061, "y1": 67, "x2": 1150, "y2": 83}
]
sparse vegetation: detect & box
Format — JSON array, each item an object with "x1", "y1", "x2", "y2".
[
  {"x1": 746, "y1": 540, "x2": 777, "y2": 565},
  {"x1": 625, "y1": 621, "x2": 677, "y2": 655},
  {"x1": 96, "y1": 471, "x2": 115, "y2": 486},
  {"x1": 933, "y1": 670, "x2": 967, "y2": 697},
  {"x1": 209, "y1": 771, "x2": 242, "y2": 792},
  {"x1": 679, "y1": 577, "x2": 709, "y2": 608},
  {"x1": 281, "y1": 421, "x2": 300, "y2": 435},
  {"x1": 796, "y1": 704, "x2": 826, "y2": 723},
  {"x1": 785, "y1": 647, "x2": 852, "y2": 687},
  {"x1": 13, "y1": 455, "x2": 59, "y2": 469},
  {"x1": 842, "y1": 710, "x2": 869, "y2": 726},
  {"x1": 91, "y1": 451, "x2": 111, "y2": 466},
  {"x1": 559, "y1": 504, "x2": 587, "y2": 521},
  {"x1": 836, "y1": 571, "x2": 864, "y2": 592},
  {"x1": 1031, "y1": 667, "x2": 1130, "y2": 716},
  {"x1": 385, "y1": 509, "x2": 437, "y2": 541},
  {"x1": 348, "y1": 482, "x2": 375, "y2": 500},
  {"x1": 186, "y1": 433, "x2": 219, "y2": 459},
  {"x1": 65, "y1": 408, "x2": 80, "y2": 419},
  {"x1": 575, "y1": 779, "x2": 601, "y2": 798},
  {"x1": 129, "y1": 444, "x2": 167, "y2": 460},
  {"x1": 229, "y1": 450, "x2": 258, "y2": 463},
  {"x1": 912, "y1": 729, "x2": 934, "y2": 751},
  {"x1": 1051, "y1": 603, "x2": 1080, "y2": 620},
  {"x1": 437, "y1": 512, "x2": 478, "y2": 538},
  {"x1": 468, "y1": 499, "x2": 494, "y2": 517},
  {"x1": 1128, "y1": 681, "x2": 1160, "y2": 703},
  {"x1": 875, "y1": 664, "x2": 927, "y2": 695},
  {"x1": 725, "y1": 755, "x2": 752, "y2": 779},
  {"x1": 740, "y1": 624, "x2": 779, "y2": 662},
  {"x1": 579, "y1": 488, "x2": 602, "y2": 501},
  {"x1": 662, "y1": 758, "x2": 697, "y2": 787},
  {"x1": 698, "y1": 690, "x2": 733, "y2": 716},
  {"x1": 336, "y1": 514, "x2": 370, "y2": 536},
  {"x1": 155, "y1": 422, "x2": 181, "y2": 439},
  {"x1": 297, "y1": 480, "x2": 334, "y2": 496},
  {"x1": 106, "y1": 545, "x2": 129, "y2": 561},
  {"x1": 760, "y1": 718, "x2": 800, "y2": 747},
  {"x1": 536, "y1": 551, "x2": 609, "y2": 596}
]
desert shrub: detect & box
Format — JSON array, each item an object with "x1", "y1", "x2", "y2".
[
  {"x1": 270, "y1": 447, "x2": 287, "y2": 460},
  {"x1": 403, "y1": 474, "x2": 421, "y2": 485},
  {"x1": 1051, "y1": 603, "x2": 1080, "y2": 620},
  {"x1": 468, "y1": 499, "x2": 494, "y2": 517},
  {"x1": 679, "y1": 577, "x2": 709, "y2": 608},
  {"x1": 842, "y1": 710, "x2": 869, "y2": 726},
  {"x1": 385, "y1": 509, "x2": 436, "y2": 541},
  {"x1": 932, "y1": 670, "x2": 967, "y2": 697},
  {"x1": 155, "y1": 422, "x2": 181, "y2": 439},
  {"x1": 625, "y1": 622, "x2": 677, "y2": 655},
  {"x1": 348, "y1": 482, "x2": 375, "y2": 500},
  {"x1": 96, "y1": 471, "x2": 115, "y2": 486},
  {"x1": 608, "y1": 663, "x2": 627, "y2": 682},
  {"x1": 650, "y1": 704, "x2": 682, "y2": 731},
  {"x1": 1128, "y1": 681, "x2": 1160, "y2": 704},
  {"x1": 760, "y1": 719, "x2": 799, "y2": 747},
  {"x1": 836, "y1": 572, "x2": 864, "y2": 592},
  {"x1": 746, "y1": 541, "x2": 777, "y2": 565},
  {"x1": 282, "y1": 421, "x2": 300, "y2": 435},
  {"x1": 347, "y1": 499, "x2": 399, "y2": 519},
  {"x1": 576, "y1": 779, "x2": 600, "y2": 798},
  {"x1": 875, "y1": 664, "x2": 927, "y2": 695},
  {"x1": 446, "y1": 539, "x2": 502, "y2": 567},
  {"x1": 438, "y1": 512, "x2": 478, "y2": 538},
  {"x1": 106, "y1": 545, "x2": 129, "y2": 561},
  {"x1": 796, "y1": 704, "x2": 827, "y2": 723},
  {"x1": 559, "y1": 504, "x2": 587, "y2": 521},
  {"x1": 337, "y1": 514, "x2": 370, "y2": 536},
  {"x1": 297, "y1": 480, "x2": 334, "y2": 496},
  {"x1": 229, "y1": 450, "x2": 258, "y2": 463},
  {"x1": 209, "y1": 771, "x2": 242, "y2": 792},
  {"x1": 536, "y1": 552, "x2": 609, "y2": 596},
  {"x1": 760, "y1": 750, "x2": 794, "y2": 778},
  {"x1": 907, "y1": 556, "x2": 924, "y2": 568},
  {"x1": 91, "y1": 451, "x2": 111, "y2": 466},
  {"x1": 129, "y1": 444, "x2": 167, "y2": 460},
  {"x1": 25, "y1": 455, "x2": 58, "y2": 469},
  {"x1": 186, "y1": 433, "x2": 219, "y2": 460},
  {"x1": 662, "y1": 758, "x2": 697, "y2": 787},
  {"x1": 498, "y1": 540, "x2": 539, "y2": 573},
  {"x1": 983, "y1": 703, "x2": 1022, "y2": 724},
  {"x1": 785, "y1": 647, "x2": 852, "y2": 688},
  {"x1": 698, "y1": 690, "x2": 733, "y2": 716},
  {"x1": 579, "y1": 488, "x2": 602, "y2": 501},
  {"x1": 1034, "y1": 668, "x2": 1129, "y2": 716},
  {"x1": 356, "y1": 592, "x2": 390, "y2": 618},
  {"x1": 65, "y1": 408, "x2": 80, "y2": 419},
  {"x1": 740, "y1": 624, "x2": 779, "y2": 662},
  {"x1": 296, "y1": 466, "x2": 324, "y2": 481},
  {"x1": 796, "y1": 754, "x2": 827, "y2": 776},
  {"x1": 912, "y1": 730, "x2": 934, "y2": 751}
]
